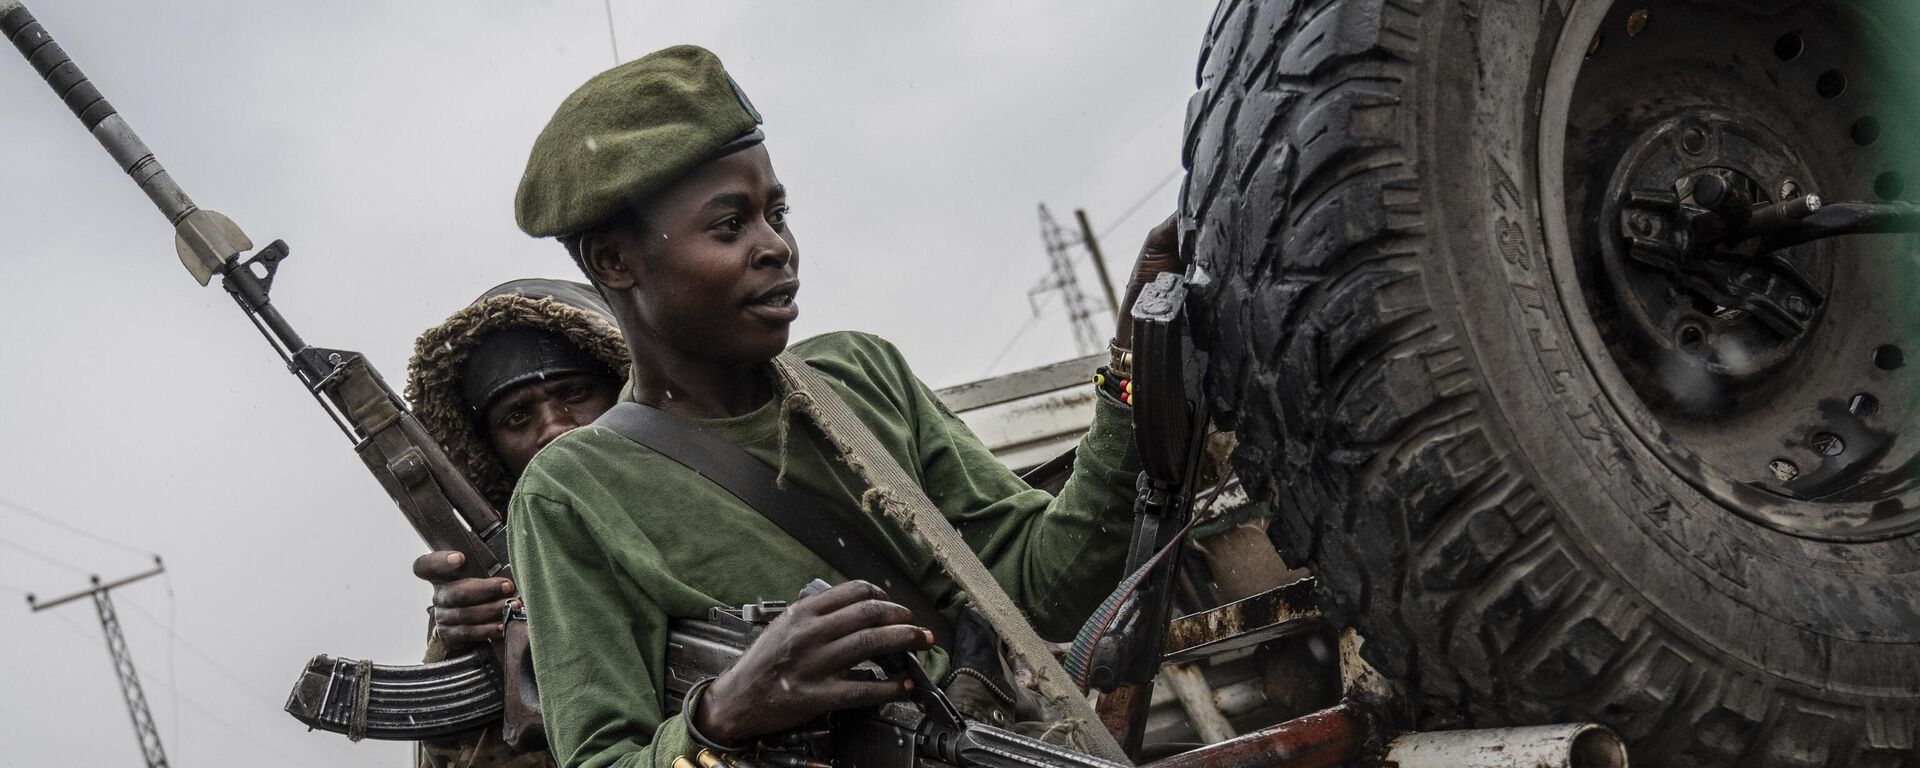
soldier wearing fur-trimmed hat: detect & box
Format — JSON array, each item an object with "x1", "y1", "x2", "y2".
[{"x1": 403, "y1": 278, "x2": 627, "y2": 768}]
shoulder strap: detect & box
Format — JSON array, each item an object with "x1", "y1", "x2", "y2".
[
  {"x1": 591, "y1": 401, "x2": 953, "y2": 647},
  {"x1": 771, "y1": 353, "x2": 1130, "y2": 763}
]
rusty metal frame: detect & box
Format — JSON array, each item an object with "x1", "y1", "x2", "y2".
[{"x1": 1159, "y1": 577, "x2": 1322, "y2": 665}]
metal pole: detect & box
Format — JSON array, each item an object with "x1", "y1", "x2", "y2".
[
  {"x1": 1075, "y1": 208, "x2": 1121, "y2": 318},
  {"x1": 27, "y1": 556, "x2": 171, "y2": 768}
]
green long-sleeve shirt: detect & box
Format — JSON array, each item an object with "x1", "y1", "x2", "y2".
[{"x1": 507, "y1": 331, "x2": 1139, "y2": 768}]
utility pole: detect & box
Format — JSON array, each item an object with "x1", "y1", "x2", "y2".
[
  {"x1": 1032, "y1": 204, "x2": 1105, "y2": 355},
  {"x1": 29, "y1": 556, "x2": 171, "y2": 768},
  {"x1": 1073, "y1": 208, "x2": 1121, "y2": 318}
]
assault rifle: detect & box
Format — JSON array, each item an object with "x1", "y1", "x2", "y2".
[
  {"x1": 0, "y1": 1, "x2": 538, "y2": 746},
  {"x1": 1063, "y1": 271, "x2": 1214, "y2": 755},
  {"x1": 667, "y1": 581, "x2": 1123, "y2": 768}
]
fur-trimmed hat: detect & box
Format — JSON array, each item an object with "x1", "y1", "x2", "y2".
[{"x1": 405, "y1": 278, "x2": 628, "y2": 508}]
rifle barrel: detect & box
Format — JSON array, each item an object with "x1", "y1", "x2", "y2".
[{"x1": 1, "y1": 1, "x2": 199, "y2": 225}]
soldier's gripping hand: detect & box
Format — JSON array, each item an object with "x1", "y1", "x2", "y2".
[
  {"x1": 412, "y1": 550, "x2": 516, "y2": 653},
  {"x1": 1114, "y1": 213, "x2": 1185, "y2": 349},
  {"x1": 693, "y1": 580, "x2": 935, "y2": 747}
]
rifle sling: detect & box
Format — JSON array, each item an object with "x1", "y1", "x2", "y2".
[{"x1": 592, "y1": 401, "x2": 954, "y2": 648}]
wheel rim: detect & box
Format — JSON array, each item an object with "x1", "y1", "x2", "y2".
[{"x1": 1540, "y1": 0, "x2": 1920, "y2": 542}]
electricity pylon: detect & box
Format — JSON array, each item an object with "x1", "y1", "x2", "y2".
[
  {"x1": 29, "y1": 556, "x2": 171, "y2": 768},
  {"x1": 1032, "y1": 203, "x2": 1106, "y2": 355}
]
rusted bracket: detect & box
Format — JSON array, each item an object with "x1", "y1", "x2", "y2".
[{"x1": 1159, "y1": 577, "x2": 1322, "y2": 665}]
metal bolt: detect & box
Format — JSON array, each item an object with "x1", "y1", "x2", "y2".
[
  {"x1": 1769, "y1": 459, "x2": 1800, "y2": 482},
  {"x1": 1811, "y1": 432, "x2": 1846, "y2": 457},
  {"x1": 1680, "y1": 127, "x2": 1708, "y2": 155},
  {"x1": 1785, "y1": 295, "x2": 1811, "y2": 317},
  {"x1": 1693, "y1": 174, "x2": 1727, "y2": 207},
  {"x1": 1779, "y1": 179, "x2": 1799, "y2": 199},
  {"x1": 1629, "y1": 212, "x2": 1654, "y2": 235},
  {"x1": 1626, "y1": 8, "x2": 1650, "y2": 37}
]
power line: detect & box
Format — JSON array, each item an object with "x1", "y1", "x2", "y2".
[
  {"x1": 1098, "y1": 168, "x2": 1181, "y2": 242},
  {"x1": 0, "y1": 535, "x2": 90, "y2": 576},
  {"x1": 1045, "y1": 103, "x2": 1181, "y2": 203},
  {"x1": 117, "y1": 595, "x2": 288, "y2": 712},
  {"x1": 37, "y1": 602, "x2": 346, "y2": 768},
  {"x1": 980, "y1": 310, "x2": 1047, "y2": 377},
  {"x1": 603, "y1": 0, "x2": 621, "y2": 64},
  {"x1": 0, "y1": 495, "x2": 156, "y2": 558},
  {"x1": 163, "y1": 571, "x2": 182, "y2": 754}
]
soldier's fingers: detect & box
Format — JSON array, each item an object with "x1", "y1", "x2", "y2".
[
  {"x1": 434, "y1": 599, "x2": 512, "y2": 628},
  {"x1": 1144, "y1": 213, "x2": 1178, "y2": 251},
  {"x1": 791, "y1": 580, "x2": 888, "y2": 617},
  {"x1": 806, "y1": 598, "x2": 914, "y2": 643},
  {"x1": 433, "y1": 577, "x2": 514, "y2": 608},
  {"x1": 435, "y1": 620, "x2": 506, "y2": 647},
  {"x1": 810, "y1": 677, "x2": 914, "y2": 712},
  {"x1": 811, "y1": 625, "x2": 933, "y2": 672},
  {"x1": 412, "y1": 550, "x2": 467, "y2": 581}
]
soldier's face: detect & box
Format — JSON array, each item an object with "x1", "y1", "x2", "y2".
[
  {"x1": 607, "y1": 144, "x2": 799, "y2": 366},
  {"x1": 484, "y1": 371, "x2": 622, "y2": 476}
]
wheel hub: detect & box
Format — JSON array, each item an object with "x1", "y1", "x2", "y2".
[
  {"x1": 1599, "y1": 109, "x2": 1831, "y2": 397},
  {"x1": 1557, "y1": 0, "x2": 1920, "y2": 541}
]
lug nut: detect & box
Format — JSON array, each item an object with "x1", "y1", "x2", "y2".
[
  {"x1": 1681, "y1": 127, "x2": 1708, "y2": 155},
  {"x1": 1693, "y1": 174, "x2": 1727, "y2": 207},
  {"x1": 1629, "y1": 212, "x2": 1654, "y2": 235},
  {"x1": 1769, "y1": 459, "x2": 1800, "y2": 482},
  {"x1": 1812, "y1": 432, "x2": 1846, "y2": 457}
]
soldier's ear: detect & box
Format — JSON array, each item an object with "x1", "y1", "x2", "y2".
[{"x1": 580, "y1": 229, "x2": 638, "y2": 291}]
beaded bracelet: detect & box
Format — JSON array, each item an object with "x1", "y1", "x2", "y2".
[{"x1": 1093, "y1": 366, "x2": 1133, "y2": 407}]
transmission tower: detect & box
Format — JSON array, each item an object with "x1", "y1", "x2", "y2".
[
  {"x1": 29, "y1": 557, "x2": 171, "y2": 768},
  {"x1": 1032, "y1": 203, "x2": 1106, "y2": 355}
]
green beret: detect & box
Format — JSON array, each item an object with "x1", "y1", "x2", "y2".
[{"x1": 516, "y1": 45, "x2": 764, "y2": 238}]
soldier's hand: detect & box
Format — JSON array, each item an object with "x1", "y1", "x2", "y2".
[
  {"x1": 412, "y1": 550, "x2": 515, "y2": 653},
  {"x1": 1115, "y1": 213, "x2": 1184, "y2": 349},
  {"x1": 693, "y1": 580, "x2": 934, "y2": 747}
]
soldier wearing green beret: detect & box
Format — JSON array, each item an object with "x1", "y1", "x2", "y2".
[{"x1": 505, "y1": 45, "x2": 1184, "y2": 768}]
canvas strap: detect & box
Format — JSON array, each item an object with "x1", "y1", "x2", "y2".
[
  {"x1": 770, "y1": 353, "x2": 1131, "y2": 763},
  {"x1": 592, "y1": 401, "x2": 954, "y2": 648}
]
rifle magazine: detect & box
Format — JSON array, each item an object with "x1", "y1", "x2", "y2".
[{"x1": 284, "y1": 650, "x2": 504, "y2": 741}]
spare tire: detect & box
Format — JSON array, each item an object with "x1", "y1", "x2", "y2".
[{"x1": 1180, "y1": 0, "x2": 1920, "y2": 764}]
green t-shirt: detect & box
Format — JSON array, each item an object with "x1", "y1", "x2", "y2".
[{"x1": 508, "y1": 331, "x2": 1139, "y2": 768}]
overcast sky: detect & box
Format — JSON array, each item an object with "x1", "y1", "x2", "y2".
[{"x1": 0, "y1": 2, "x2": 1211, "y2": 766}]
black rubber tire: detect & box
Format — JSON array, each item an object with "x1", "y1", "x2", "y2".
[{"x1": 1179, "y1": 1, "x2": 1920, "y2": 765}]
